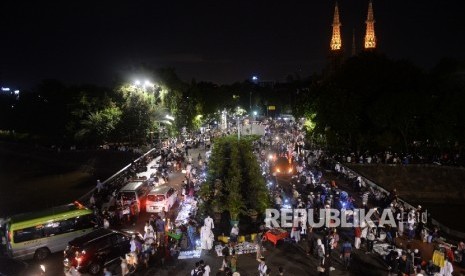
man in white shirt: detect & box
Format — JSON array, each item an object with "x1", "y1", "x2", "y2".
[
  {"x1": 440, "y1": 257, "x2": 454, "y2": 276},
  {"x1": 204, "y1": 216, "x2": 214, "y2": 230}
]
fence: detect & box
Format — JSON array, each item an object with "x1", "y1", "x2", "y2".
[
  {"x1": 335, "y1": 160, "x2": 465, "y2": 240},
  {"x1": 78, "y1": 148, "x2": 159, "y2": 204}
]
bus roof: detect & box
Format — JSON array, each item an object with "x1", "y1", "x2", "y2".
[{"x1": 8, "y1": 202, "x2": 92, "y2": 230}]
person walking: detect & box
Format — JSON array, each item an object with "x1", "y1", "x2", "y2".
[
  {"x1": 366, "y1": 227, "x2": 375, "y2": 254},
  {"x1": 191, "y1": 262, "x2": 204, "y2": 276},
  {"x1": 258, "y1": 257, "x2": 268, "y2": 276},
  {"x1": 340, "y1": 238, "x2": 352, "y2": 269},
  {"x1": 316, "y1": 239, "x2": 325, "y2": 266},
  {"x1": 155, "y1": 217, "x2": 166, "y2": 246},
  {"x1": 306, "y1": 227, "x2": 315, "y2": 256},
  {"x1": 219, "y1": 244, "x2": 230, "y2": 271},
  {"x1": 354, "y1": 226, "x2": 362, "y2": 249},
  {"x1": 440, "y1": 257, "x2": 454, "y2": 276},
  {"x1": 230, "y1": 249, "x2": 238, "y2": 273},
  {"x1": 199, "y1": 260, "x2": 211, "y2": 276},
  {"x1": 230, "y1": 224, "x2": 239, "y2": 247}
]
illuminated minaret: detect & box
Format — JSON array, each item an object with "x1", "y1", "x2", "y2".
[
  {"x1": 330, "y1": 2, "x2": 342, "y2": 51},
  {"x1": 364, "y1": 0, "x2": 376, "y2": 49}
]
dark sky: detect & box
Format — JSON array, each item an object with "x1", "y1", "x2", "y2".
[{"x1": 1, "y1": 0, "x2": 465, "y2": 88}]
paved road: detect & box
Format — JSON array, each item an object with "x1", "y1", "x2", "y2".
[{"x1": 19, "y1": 145, "x2": 392, "y2": 276}]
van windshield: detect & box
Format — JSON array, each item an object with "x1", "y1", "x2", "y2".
[{"x1": 147, "y1": 195, "x2": 165, "y2": 202}]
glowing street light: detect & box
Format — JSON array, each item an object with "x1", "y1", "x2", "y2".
[
  {"x1": 144, "y1": 80, "x2": 154, "y2": 87},
  {"x1": 253, "y1": 111, "x2": 258, "y2": 116},
  {"x1": 134, "y1": 80, "x2": 141, "y2": 86}
]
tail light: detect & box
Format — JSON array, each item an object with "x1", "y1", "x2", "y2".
[{"x1": 75, "y1": 250, "x2": 86, "y2": 265}]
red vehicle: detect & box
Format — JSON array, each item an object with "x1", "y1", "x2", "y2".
[{"x1": 273, "y1": 157, "x2": 294, "y2": 175}]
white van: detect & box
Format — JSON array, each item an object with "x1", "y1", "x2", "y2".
[
  {"x1": 117, "y1": 181, "x2": 150, "y2": 213},
  {"x1": 146, "y1": 186, "x2": 178, "y2": 213}
]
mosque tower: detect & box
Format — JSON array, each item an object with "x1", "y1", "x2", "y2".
[
  {"x1": 328, "y1": 2, "x2": 344, "y2": 74},
  {"x1": 330, "y1": 2, "x2": 342, "y2": 52},
  {"x1": 364, "y1": 0, "x2": 377, "y2": 50}
]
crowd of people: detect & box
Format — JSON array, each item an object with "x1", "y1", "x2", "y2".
[
  {"x1": 61, "y1": 118, "x2": 465, "y2": 276},
  {"x1": 254, "y1": 119, "x2": 465, "y2": 275},
  {"x1": 332, "y1": 150, "x2": 463, "y2": 166}
]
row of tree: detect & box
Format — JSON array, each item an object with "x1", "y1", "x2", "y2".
[
  {"x1": 199, "y1": 136, "x2": 270, "y2": 222},
  {"x1": 0, "y1": 68, "x2": 196, "y2": 146},
  {"x1": 1, "y1": 66, "x2": 303, "y2": 146}
]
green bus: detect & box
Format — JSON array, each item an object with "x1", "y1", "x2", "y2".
[{"x1": 5, "y1": 201, "x2": 96, "y2": 260}]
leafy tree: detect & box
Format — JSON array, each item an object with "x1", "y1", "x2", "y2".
[{"x1": 75, "y1": 105, "x2": 122, "y2": 144}]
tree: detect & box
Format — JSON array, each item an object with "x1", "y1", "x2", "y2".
[{"x1": 75, "y1": 105, "x2": 122, "y2": 144}]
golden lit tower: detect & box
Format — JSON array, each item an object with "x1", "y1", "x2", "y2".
[
  {"x1": 364, "y1": 0, "x2": 376, "y2": 49},
  {"x1": 330, "y1": 2, "x2": 342, "y2": 51}
]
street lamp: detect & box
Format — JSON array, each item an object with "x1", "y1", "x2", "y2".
[{"x1": 134, "y1": 80, "x2": 141, "y2": 86}]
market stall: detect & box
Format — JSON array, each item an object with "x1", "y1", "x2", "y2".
[
  {"x1": 215, "y1": 242, "x2": 265, "y2": 256},
  {"x1": 175, "y1": 198, "x2": 197, "y2": 226},
  {"x1": 264, "y1": 228, "x2": 288, "y2": 246}
]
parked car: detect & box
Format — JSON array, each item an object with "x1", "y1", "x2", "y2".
[{"x1": 63, "y1": 228, "x2": 140, "y2": 275}]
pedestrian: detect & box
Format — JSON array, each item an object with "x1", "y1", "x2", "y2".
[
  {"x1": 230, "y1": 224, "x2": 239, "y2": 247},
  {"x1": 89, "y1": 194, "x2": 96, "y2": 207},
  {"x1": 440, "y1": 257, "x2": 454, "y2": 276},
  {"x1": 144, "y1": 220, "x2": 154, "y2": 234},
  {"x1": 316, "y1": 239, "x2": 325, "y2": 266},
  {"x1": 340, "y1": 238, "x2": 352, "y2": 269},
  {"x1": 354, "y1": 226, "x2": 362, "y2": 249},
  {"x1": 290, "y1": 218, "x2": 301, "y2": 243},
  {"x1": 228, "y1": 249, "x2": 237, "y2": 273},
  {"x1": 397, "y1": 252, "x2": 414, "y2": 275},
  {"x1": 330, "y1": 229, "x2": 339, "y2": 250},
  {"x1": 191, "y1": 261, "x2": 204, "y2": 276},
  {"x1": 96, "y1": 179, "x2": 103, "y2": 193},
  {"x1": 258, "y1": 257, "x2": 268, "y2": 276},
  {"x1": 120, "y1": 257, "x2": 129, "y2": 276},
  {"x1": 103, "y1": 267, "x2": 112, "y2": 276},
  {"x1": 323, "y1": 253, "x2": 332, "y2": 276},
  {"x1": 156, "y1": 217, "x2": 166, "y2": 246},
  {"x1": 255, "y1": 233, "x2": 264, "y2": 259},
  {"x1": 366, "y1": 227, "x2": 375, "y2": 254},
  {"x1": 199, "y1": 259, "x2": 211, "y2": 276},
  {"x1": 306, "y1": 227, "x2": 315, "y2": 256},
  {"x1": 103, "y1": 218, "x2": 110, "y2": 229},
  {"x1": 159, "y1": 207, "x2": 167, "y2": 220},
  {"x1": 219, "y1": 244, "x2": 230, "y2": 271},
  {"x1": 187, "y1": 222, "x2": 197, "y2": 250}
]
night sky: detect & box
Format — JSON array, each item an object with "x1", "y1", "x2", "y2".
[{"x1": 2, "y1": 0, "x2": 465, "y2": 88}]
